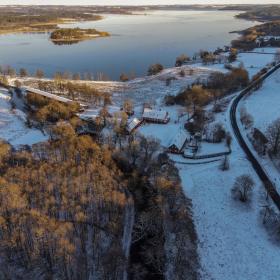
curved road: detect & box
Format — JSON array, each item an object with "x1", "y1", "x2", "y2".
[{"x1": 230, "y1": 63, "x2": 280, "y2": 210}]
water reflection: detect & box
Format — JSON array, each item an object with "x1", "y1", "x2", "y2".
[{"x1": 0, "y1": 10, "x2": 259, "y2": 80}]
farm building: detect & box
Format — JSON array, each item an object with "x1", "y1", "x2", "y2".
[
  {"x1": 127, "y1": 118, "x2": 142, "y2": 134},
  {"x1": 21, "y1": 86, "x2": 88, "y2": 109},
  {"x1": 168, "y1": 129, "x2": 189, "y2": 154},
  {"x1": 142, "y1": 108, "x2": 170, "y2": 124}
]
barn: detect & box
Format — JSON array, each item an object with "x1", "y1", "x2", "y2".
[
  {"x1": 142, "y1": 108, "x2": 170, "y2": 124},
  {"x1": 168, "y1": 129, "x2": 189, "y2": 154}
]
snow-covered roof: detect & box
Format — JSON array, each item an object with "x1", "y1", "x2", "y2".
[
  {"x1": 169, "y1": 129, "x2": 189, "y2": 150},
  {"x1": 22, "y1": 86, "x2": 73, "y2": 104},
  {"x1": 21, "y1": 86, "x2": 88, "y2": 108},
  {"x1": 143, "y1": 108, "x2": 168, "y2": 121},
  {"x1": 78, "y1": 108, "x2": 99, "y2": 121},
  {"x1": 127, "y1": 118, "x2": 141, "y2": 132}
]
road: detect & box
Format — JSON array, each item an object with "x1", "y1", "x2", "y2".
[{"x1": 230, "y1": 63, "x2": 280, "y2": 210}]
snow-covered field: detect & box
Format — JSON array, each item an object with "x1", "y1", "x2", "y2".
[
  {"x1": 0, "y1": 87, "x2": 48, "y2": 147},
  {"x1": 176, "y1": 100, "x2": 280, "y2": 280},
  {"x1": 138, "y1": 48, "x2": 280, "y2": 280},
  {"x1": 241, "y1": 68, "x2": 280, "y2": 193},
  {"x1": 234, "y1": 48, "x2": 278, "y2": 78},
  {"x1": 244, "y1": 68, "x2": 280, "y2": 132}
]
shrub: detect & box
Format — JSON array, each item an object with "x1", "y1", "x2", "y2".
[
  {"x1": 148, "y1": 63, "x2": 164, "y2": 76},
  {"x1": 120, "y1": 73, "x2": 129, "y2": 82},
  {"x1": 231, "y1": 174, "x2": 255, "y2": 202},
  {"x1": 175, "y1": 54, "x2": 190, "y2": 67}
]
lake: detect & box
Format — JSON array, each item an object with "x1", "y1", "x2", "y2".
[{"x1": 0, "y1": 10, "x2": 259, "y2": 80}]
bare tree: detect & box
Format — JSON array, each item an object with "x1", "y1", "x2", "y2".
[
  {"x1": 35, "y1": 69, "x2": 44, "y2": 79},
  {"x1": 220, "y1": 155, "x2": 230, "y2": 171},
  {"x1": 19, "y1": 68, "x2": 28, "y2": 78},
  {"x1": 240, "y1": 107, "x2": 254, "y2": 129},
  {"x1": 266, "y1": 118, "x2": 280, "y2": 156},
  {"x1": 231, "y1": 174, "x2": 255, "y2": 202},
  {"x1": 226, "y1": 133, "x2": 232, "y2": 150}
]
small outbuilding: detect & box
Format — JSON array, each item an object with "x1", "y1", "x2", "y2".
[{"x1": 127, "y1": 118, "x2": 142, "y2": 134}]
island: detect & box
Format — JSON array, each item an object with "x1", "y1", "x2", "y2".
[{"x1": 50, "y1": 28, "x2": 110, "y2": 45}]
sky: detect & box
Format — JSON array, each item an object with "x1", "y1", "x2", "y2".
[{"x1": 1, "y1": 0, "x2": 280, "y2": 5}]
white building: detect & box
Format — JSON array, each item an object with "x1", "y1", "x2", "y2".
[
  {"x1": 142, "y1": 108, "x2": 170, "y2": 124},
  {"x1": 127, "y1": 118, "x2": 142, "y2": 133}
]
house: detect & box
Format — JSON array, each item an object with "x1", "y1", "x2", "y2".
[
  {"x1": 168, "y1": 129, "x2": 189, "y2": 154},
  {"x1": 127, "y1": 118, "x2": 142, "y2": 134},
  {"x1": 142, "y1": 108, "x2": 170, "y2": 124}
]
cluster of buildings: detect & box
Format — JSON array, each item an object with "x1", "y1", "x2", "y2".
[
  {"x1": 255, "y1": 35, "x2": 280, "y2": 46},
  {"x1": 21, "y1": 85, "x2": 196, "y2": 155}
]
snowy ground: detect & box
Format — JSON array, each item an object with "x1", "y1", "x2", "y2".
[
  {"x1": 185, "y1": 141, "x2": 229, "y2": 157},
  {"x1": 176, "y1": 102, "x2": 280, "y2": 280},
  {"x1": 141, "y1": 103, "x2": 280, "y2": 279},
  {"x1": 138, "y1": 105, "x2": 188, "y2": 147},
  {"x1": 139, "y1": 48, "x2": 280, "y2": 280},
  {"x1": 241, "y1": 68, "x2": 280, "y2": 193},
  {"x1": 234, "y1": 48, "x2": 278, "y2": 78},
  {"x1": 244, "y1": 68, "x2": 280, "y2": 131},
  {"x1": 0, "y1": 87, "x2": 48, "y2": 147}
]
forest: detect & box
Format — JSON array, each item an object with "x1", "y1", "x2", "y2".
[
  {"x1": 0, "y1": 86, "x2": 199, "y2": 279},
  {"x1": 0, "y1": 6, "x2": 102, "y2": 34}
]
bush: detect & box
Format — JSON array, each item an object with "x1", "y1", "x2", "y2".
[
  {"x1": 148, "y1": 63, "x2": 164, "y2": 76},
  {"x1": 231, "y1": 174, "x2": 255, "y2": 202},
  {"x1": 240, "y1": 107, "x2": 254, "y2": 129},
  {"x1": 206, "y1": 122, "x2": 226, "y2": 143},
  {"x1": 120, "y1": 73, "x2": 129, "y2": 82},
  {"x1": 175, "y1": 54, "x2": 190, "y2": 67}
]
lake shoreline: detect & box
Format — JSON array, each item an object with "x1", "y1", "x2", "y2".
[
  {"x1": 0, "y1": 16, "x2": 104, "y2": 36},
  {"x1": 0, "y1": 10, "x2": 259, "y2": 80}
]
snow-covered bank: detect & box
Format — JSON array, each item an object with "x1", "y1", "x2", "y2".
[{"x1": 0, "y1": 87, "x2": 48, "y2": 147}]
